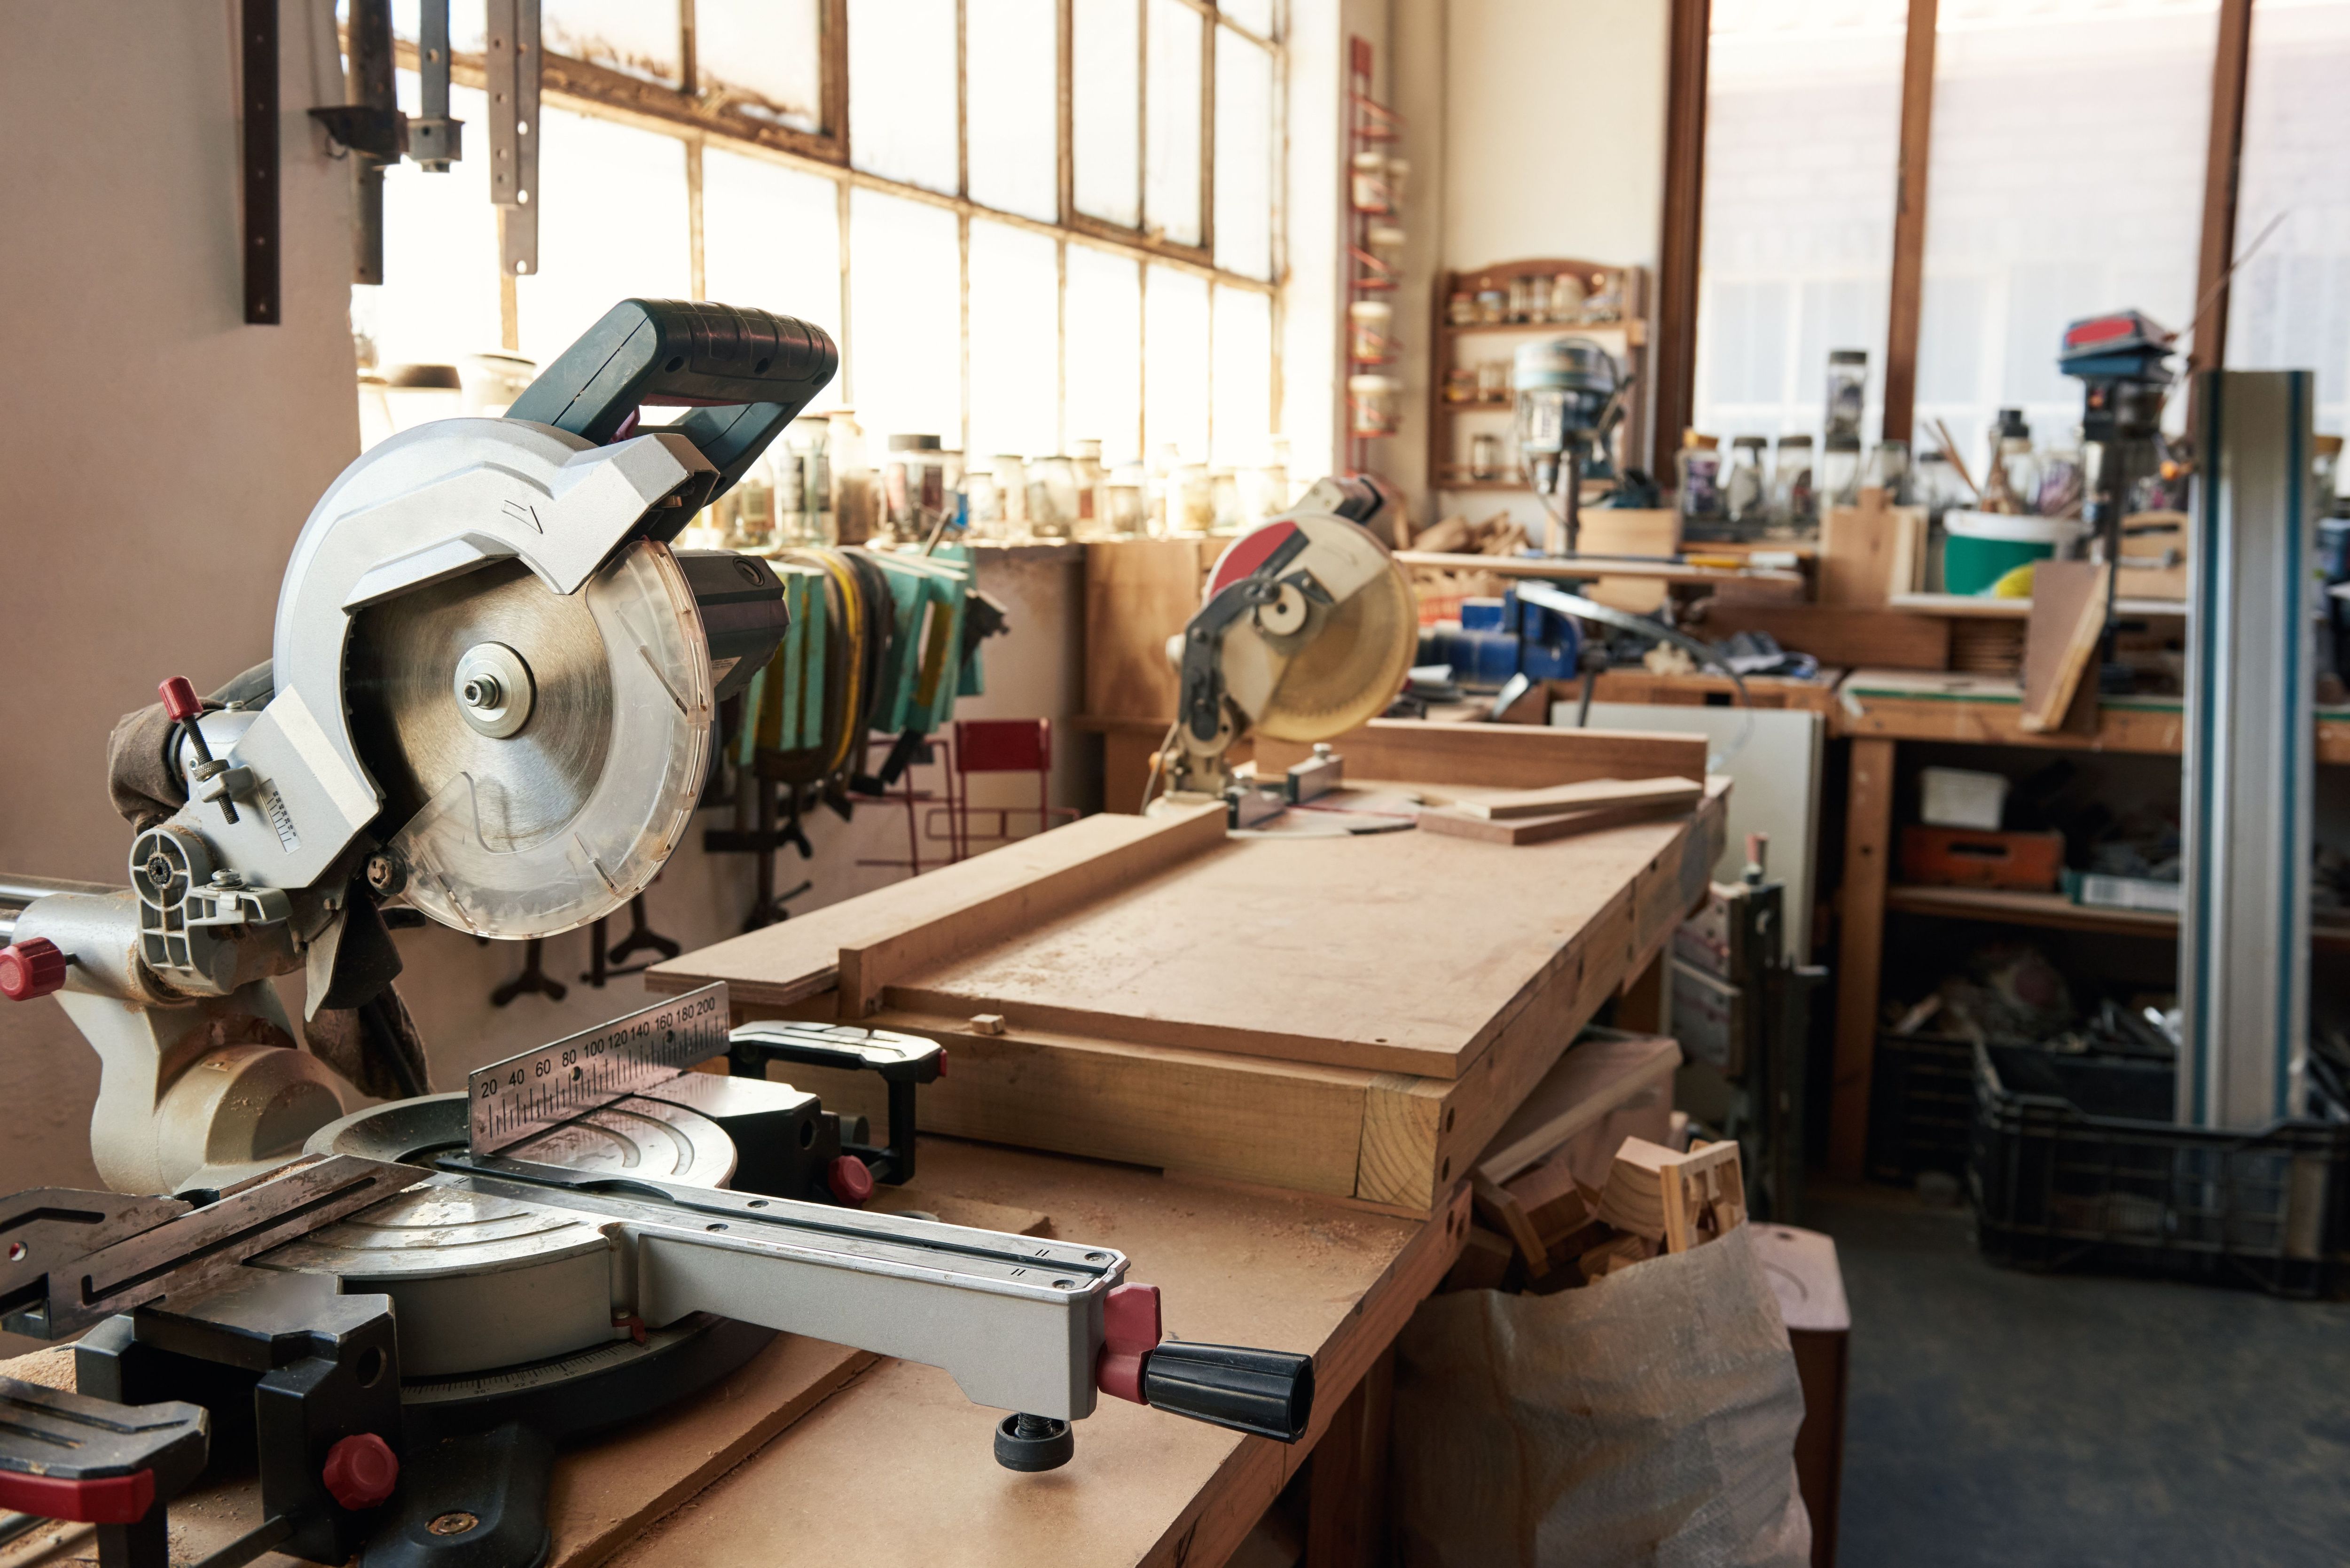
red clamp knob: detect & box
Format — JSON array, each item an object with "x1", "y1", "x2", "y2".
[
  {"x1": 1095, "y1": 1282, "x2": 1162, "y2": 1405},
  {"x1": 158, "y1": 676, "x2": 203, "y2": 723},
  {"x1": 322, "y1": 1432, "x2": 400, "y2": 1511},
  {"x1": 0, "y1": 938, "x2": 67, "y2": 1002},
  {"x1": 826, "y1": 1154, "x2": 874, "y2": 1207}
]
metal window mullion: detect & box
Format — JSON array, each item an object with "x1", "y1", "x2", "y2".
[
  {"x1": 1057, "y1": 235, "x2": 1070, "y2": 454},
  {"x1": 1198, "y1": 4, "x2": 1214, "y2": 264},
  {"x1": 960, "y1": 210, "x2": 974, "y2": 459},
  {"x1": 687, "y1": 138, "x2": 706, "y2": 299}
]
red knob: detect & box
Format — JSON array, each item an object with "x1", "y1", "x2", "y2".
[
  {"x1": 322, "y1": 1432, "x2": 400, "y2": 1511},
  {"x1": 825, "y1": 1154, "x2": 874, "y2": 1207},
  {"x1": 158, "y1": 676, "x2": 203, "y2": 723},
  {"x1": 1096, "y1": 1282, "x2": 1162, "y2": 1405},
  {"x1": 0, "y1": 939, "x2": 66, "y2": 1002}
]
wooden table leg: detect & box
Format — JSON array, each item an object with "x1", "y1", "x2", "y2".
[
  {"x1": 1829, "y1": 737, "x2": 1895, "y2": 1179},
  {"x1": 1303, "y1": 1345, "x2": 1394, "y2": 1568}
]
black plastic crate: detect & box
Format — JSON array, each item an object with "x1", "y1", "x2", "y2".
[
  {"x1": 1866, "y1": 1031, "x2": 1977, "y2": 1182},
  {"x1": 1970, "y1": 1042, "x2": 2350, "y2": 1297}
]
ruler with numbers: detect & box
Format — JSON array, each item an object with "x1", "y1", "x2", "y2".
[{"x1": 467, "y1": 982, "x2": 732, "y2": 1156}]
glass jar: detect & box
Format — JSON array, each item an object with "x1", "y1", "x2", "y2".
[
  {"x1": 1347, "y1": 374, "x2": 1400, "y2": 436},
  {"x1": 1677, "y1": 431, "x2": 1723, "y2": 522},
  {"x1": 1443, "y1": 367, "x2": 1477, "y2": 404},
  {"x1": 2036, "y1": 434, "x2": 2083, "y2": 517},
  {"x1": 1029, "y1": 455, "x2": 1079, "y2": 538},
  {"x1": 1106, "y1": 463, "x2": 1147, "y2": 535},
  {"x1": 1824, "y1": 350, "x2": 1868, "y2": 445},
  {"x1": 1725, "y1": 436, "x2": 1767, "y2": 530},
  {"x1": 1210, "y1": 469, "x2": 1245, "y2": 530},
  {"x1": 1470, "y1": 432, "x2": 1501, "y2": 481},
  {"x1": 1473, "y1": 359, "x2": 1511, "y2": 404},
  {"x1": 1507, "y1": 275, "x2": 1537, "y2": 322},
  {"x1": 1865, "y1": 438, "x2": 1911, "y2": 505},
  {"x1": 1982, "y1": 408, "x2": 2037, "y2": 514},
  {"x1": 1475, "y1": 289, "x2": 1507, "y2": 324},
  {"x1": 1170, "y1": 462, "x2": 1216, "y2": 533},
  {"x1": 1071, "y1": 437, "x2": 1109, "y2": 535},
  {"x1": 1384, "y1": 156, "x2": 1409, "y2": 208},
  {"x1": 1821, "y1": 435, "x2": 1862, "y2": 510},
  {"x1": 1350, "y1": 150, "x2": 1392, "y2": 213},
  {"x1": 1769, "y1": 435, "x2": 1815, "y2": 535},
  {"x1": 1549, "y1": 272, "x2": 1586, "y2": 323},
  {"x1": 992, "y1": 454, "x2": 1029, "y2": 537},
  {"x1": 1348, "y1": 299, "x2": 1394, "y2": 364},
  {"x1": 1912, "y1": 450, "x2": 1963, "y2": 524},
  {"x1": 883, "y1": 433, "x2": 948, "y2": 542},
  {"x1": 1447, "y1": 290, "x2": 1475, "y2": 327}
]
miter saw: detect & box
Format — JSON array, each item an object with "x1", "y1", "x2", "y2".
[
  {"x1": 1155, "y1": 478, "x2": 1419, "y2": 822},
  {"x1": 0, "y1": 301, "x2": 1310, "y2": 1568}
]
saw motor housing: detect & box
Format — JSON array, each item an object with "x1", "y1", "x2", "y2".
[{"x1": 6, "y1": 299, "x2": 830, "y2": 1194}]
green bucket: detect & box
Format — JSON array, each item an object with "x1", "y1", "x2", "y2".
[{"x1": 1942, "y1": 511, "x2": 2085, "y2": 596}]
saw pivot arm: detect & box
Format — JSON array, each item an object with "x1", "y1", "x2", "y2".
[{"x1": 1176, "y1": 526, "x2": 1315, "y2": 749}]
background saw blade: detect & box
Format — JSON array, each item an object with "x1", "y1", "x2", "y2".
[
  {"x1": 1254, "y1": 554, "x2": 1418, "y2": 743},
  {"x1": 348, "y1": 539, "x2": 713, "y2": 939}
]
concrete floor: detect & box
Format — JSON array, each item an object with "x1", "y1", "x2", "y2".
[{"x1": 1812, "y1": 1187, "x2": 2350, "y2": 1568}]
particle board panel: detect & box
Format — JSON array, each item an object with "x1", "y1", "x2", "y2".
[
  {"x1": 887, "y1": 796, "x2": 1714, "y2": 1081},
  {"x1": 598, "y1": 1139, "x2": 1471, "y2": 1568}
]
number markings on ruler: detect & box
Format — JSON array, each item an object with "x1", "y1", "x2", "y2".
[{"x1": 466, "y1": 982, "x2": 732, "y2": 1155}]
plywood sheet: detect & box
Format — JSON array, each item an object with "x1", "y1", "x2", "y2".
[{"x1": 888, "y1": 807, "x2": 1707, "y2": 1080}]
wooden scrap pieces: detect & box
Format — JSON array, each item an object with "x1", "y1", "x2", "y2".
[{"x1": 1596, "y1": 1136, "x2": 1746, "y2": 1254}]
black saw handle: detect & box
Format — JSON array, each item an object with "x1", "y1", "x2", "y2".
[
  {"x1": 1144, "y1": 1343, "x2": 1315, "y2": 1442},
  {"x1": 506, "y1": 298, "x2": 838, "y2": 524}
]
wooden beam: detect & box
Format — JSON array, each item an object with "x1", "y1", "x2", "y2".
[
  {"x1": 2189, "y1": 0, "x2": 2255, "y2": 384},
  {"x1": 1829, "y1": 737, "x2": 1896, "y2": 1179},
  {"x1": 1252, "y1": 721, "x2": 1709, "y2": 790},
  {"x1": 1881, "y1": 0, "x2": 1938, "y2": 445},
  {"x1": 1650, "y1": 0, "x2": 1710, "y2": 478}
]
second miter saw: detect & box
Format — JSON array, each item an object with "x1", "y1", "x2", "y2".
[
  {"x1": 1154, "y1": 478, "x2": 1419, "y2": 823},
  {"x1": 0, "y1": 301, "x2": 1310, "y2": 1568}
]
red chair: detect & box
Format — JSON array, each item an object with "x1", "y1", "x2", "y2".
[
  {"x1": 933, "y1": 719, "x2": 1079, "y2": 861},
  {"x1": 852, "y1": 733, "x2": 949, "y2": 878}
]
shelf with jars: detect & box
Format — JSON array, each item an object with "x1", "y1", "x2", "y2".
[
  {"x1": 1343, "y1": 37, "x2": 1408, "y2": 476},
  {"x1": 1426, "y1": 258, "x2": 1652, "y2": 498}
]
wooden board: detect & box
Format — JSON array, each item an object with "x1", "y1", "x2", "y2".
[
  {"x1": 1082, "y1": 538, "x2": 1216, "y2": 721},
  {"x1": 647, "y1": 804, "x2": 1226, "y2": 1012},
  {"x1": 2017, "y1": 559, "x2": 2108, "y2": 734},
  {"x1": 1253, "y1": 718, "x2": 1707, "y2": 792},
  {"x1": 1415, "y1": 795, "x2": 1691, "y2": 845},
  {"x1": 1453, "y1": 776, "x2": 1702, "y2": 820},
  {"x1": 734, "y1": 785, "x2": 1729, "y2": 1212},
  {"x1": 1819, "y1": 490, "x2": 1925, "y2": 608},
  {"x1": 1692, "y1": 601, "x2": 1951, "y2": 671},
  {"x1": 0, "y1": 1188, "x2": 1052, "y2": 1568},
  {"x1": 597, "y1": 1139, "x2": 1470, "y2": 1568},
  {"x1": 1473, "y1": 1031, "x2": 1683, "y2": 1185}
]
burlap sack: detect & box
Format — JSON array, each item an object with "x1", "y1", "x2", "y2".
[{"x1": 1392, "y1": 1224, "x2": 1812, "y2": 1567}]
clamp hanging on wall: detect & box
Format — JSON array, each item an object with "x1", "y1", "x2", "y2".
[
  {"x1": 310, "y1": 0, "x2": 465, "y2": 284},
  {"x1": 486, "y1": 0, "x2": 542, "y2": 277}
]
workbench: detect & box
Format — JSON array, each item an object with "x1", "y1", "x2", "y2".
[{"x1": 1824, "y1": 668, "x2": 2350, "y2": 1178}]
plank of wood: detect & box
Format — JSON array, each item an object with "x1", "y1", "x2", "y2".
[
  {"x1": 1819, "y1": 489, "x2": 1912, "y2": 607},
  {"x1": 1473, "y1": 1031, "x2": 1683, "y2": 1185},
  {"x1": 1416, "y1": 794, "x2": 1691, "y2": 846},
  {"x1": 2018, "y1": 559, "x2": 2110, "y2": 734},
  {"x1": 1253, "y1": 719, "x2": 1707, "y2": 791},
  {"x1": 645, "y1": 804, "x2": 1226, "y2": 1011},
  {"x1": 1083, "y1": 538, "x2": 1215, "y2": 721},
  {"x1": 596, "y1": 1141, "x2": 1470, "y2": 1568},
  {"x1": 1469, "y1": 1170, "x2": 1551, "y2": 1277},
  {"x1": 1454, "y1": 775, "x2": 1704, "y2": 820},
  {"x1": 838, "y1": 800, "x2": 1225, "y2": 1016},
  {"x1": 1830, "y1": 737, "x2": 1896, "y2": 1179},
  {"x1": 1695, "y1": 601, "x2": 1951, "y2": 671}
]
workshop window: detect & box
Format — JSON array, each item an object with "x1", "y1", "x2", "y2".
[
  {"x1": 2225, "y1": 0, "x2": 2350, "y2": 436},
  {"x1": 1691, "y1": 0, "x2": 1906, "y2": 444},
  {"x1": 353, "y1": 2, "x2": 1285, "y2": 473}
]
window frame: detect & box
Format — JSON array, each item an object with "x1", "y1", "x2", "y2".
[
  {"x1": 392, "y1": 0, "x2": 1285, "y2": 462},
  {"x1": 1658, "y1": 0, "x2": 2257, "y2": 464}
]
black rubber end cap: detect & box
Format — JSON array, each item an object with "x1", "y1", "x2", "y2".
[{"x1": 993, "y1": 1413, "x2": 1075, "y2": 1472}]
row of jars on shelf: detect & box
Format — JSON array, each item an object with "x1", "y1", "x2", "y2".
[
  {"x1": 704, "y1": 422, "x2": 1299, "y2": 548},
  {"x1": 1448, "y1": 272, "x2": 1624, "y2": 328}
]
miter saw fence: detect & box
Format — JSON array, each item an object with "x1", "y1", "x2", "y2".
[{"x1": 1153, "y1": 483, "x2": 1418, "y2": 814}]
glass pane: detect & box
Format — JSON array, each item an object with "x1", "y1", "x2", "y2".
[
  {"x1": 1692, "y1": 0, "x2": 1904, "y2": 442},
  {"x1": 968, "y1": 0, "x2": 1061, "y2": 221},
  {"x1": 1213, "y1": 28, "x2": 1273, "y2": 279},
  {"x1": 1066, "y1": 245, "x2": 1143, "y2": 464},
  {"x1": 2227, "y1": 0, "x2": 2350, "y2": 442},
  {"x1": 969, "y1": 222, "x2": 1062, "y2": 459},
  {"x1": 847, "y1": 189, "x2": 962, "y2": 444},
  {"x1": 697, "y1": 0, "x2": 824, "y2": 133},
  {"x1": 1073, "y1": 0, "x2": 1141, "y2": 226},
  {"x1": 543, "y1": 0, "x2": 682, "y2": 86},
  {"x1": 1144, "y1": 264, "x2": 1210, "y2": 461},
  {"x1": 515, "y1": 109, "x2": 691, "y2": 370},
  {"x1": 391, "y1": 0, "x2": 487, "y2": 51},
  {"x1": 848, "y1": 0, "x2": 958, "y2": 194},
  {"x1": 1916, "y1": 1, "x2": 2217, "y2": 454},
  {"x1": 701, "y1": 148, "x2": 845, "y2": 410},
  {"x1": 1211, "y1": 285, "x2": 1273, "y2": 467},
  {"x1": 1220, "y1": 0, "x2": 1274, "y2": 36},
  {"x1": 357, "y1": 76, "x2": 504, "y2": 372},
  {"x1": 1144, "y1": 0, "x2": 1203, "y2": 245}
]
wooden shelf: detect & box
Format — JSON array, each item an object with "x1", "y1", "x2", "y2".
[
  {"x1": 1441, "y1": 318, "x2": 1646, "y2": 343},
  {"x1": 1397, "y1": 550, "x2": 1804, "y2": 587},
  {"x1": 1836, "y1": 670, "x2": 2350, "y2": 763},
  {"x1": 1888, "y1": 591, "x2": 2187, "y2": 620},
  {"x1": 1885, "y1": 882, "x2": 2350, "y2": 950}
]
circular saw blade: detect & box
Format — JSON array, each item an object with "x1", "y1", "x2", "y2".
[
  {"x1": 1254, "y1": 542, "x2": 1418, "y2": 744},
  {"x1": 347, "y1": 539, "x2": 711, "y2": 939}
]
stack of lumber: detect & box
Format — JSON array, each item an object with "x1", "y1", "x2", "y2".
[
  {"x1": 1445, "y1": 1132, "x2": 1748, "y2": 1294},
  {"x1": 1416, "y1": 776, "x2": 1702, "y2": 846}
]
